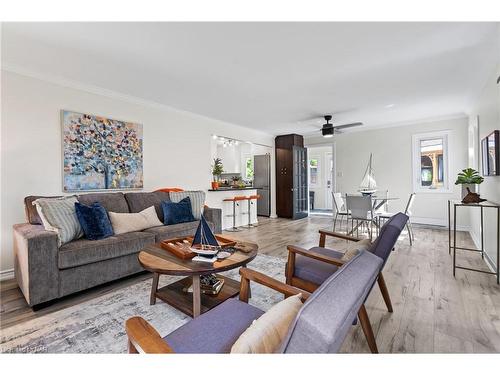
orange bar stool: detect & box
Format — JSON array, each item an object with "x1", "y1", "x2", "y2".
[
  {"x1": 223, "y1": 196, "x2": 248, "y2": 231},
  {"x1": 246, "y1": 194, "x2": 261, "y2": 227}
]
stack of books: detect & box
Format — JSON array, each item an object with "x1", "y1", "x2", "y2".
[
  {"x1": 201, "y1": 278, "x2": 224, "y2": 295},
  {"x1": 183, "y1": 274, "x2": 225, "y2": 295}
]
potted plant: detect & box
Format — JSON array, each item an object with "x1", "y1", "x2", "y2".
[
  {"x1": 211, "y1": 158, "x2": 224, "y2": 189},
  {"x1": 455, "y1": 168, "x2": 484, "y2": 199}
]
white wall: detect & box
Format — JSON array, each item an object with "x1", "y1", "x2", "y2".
[
  {"x1": 468, "y1": 63, "x2": 500, "y2": 270},
  {"x1": 306, "y1": 117, "x2": 469, "y2": 226},
  {"x1": 0, "y1": 71, "x2": 275, "y2": 273}
]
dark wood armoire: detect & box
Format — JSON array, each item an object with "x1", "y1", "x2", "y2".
[{"x1": 275, "y1": 134, "x2": 308, "y2": 219}]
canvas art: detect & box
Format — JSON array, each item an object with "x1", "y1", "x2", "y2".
[{"x1": 63, "y1": 110, "x2": 143, "y2": 191}]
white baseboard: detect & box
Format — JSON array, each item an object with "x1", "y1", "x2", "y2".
[
  {"x1": 411, "y1": 216, "x2": 470, "y2": 231},
  {"x1": 0, "y1": 268, "x2": 15, "y2": 281},
  {"x1": 469, "y1": 229, "x2": 496, "y2": 273}
]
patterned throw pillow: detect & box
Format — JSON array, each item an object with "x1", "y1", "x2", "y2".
[
  {"x1": 169, "y1": 191, "x2": 206, "y2": 220},
  {"x1": 34, "y1": 196, "x2": 84, "y2": 245}
]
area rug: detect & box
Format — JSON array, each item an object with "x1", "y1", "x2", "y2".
[{"x1": 0, "y1": 254, "x2": 286, "y2": 353}]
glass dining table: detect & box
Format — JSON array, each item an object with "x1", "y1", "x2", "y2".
[{"x1": 344, "y1": 194, "x2": 400, "y2": 237}]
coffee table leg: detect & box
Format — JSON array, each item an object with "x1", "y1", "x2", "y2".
[
  {"x1": 150, "y1": 273, "x2": 159, "y2": 305},
  {"x1": 192, "y1": 275, "x2": 201, "y2": 317}
]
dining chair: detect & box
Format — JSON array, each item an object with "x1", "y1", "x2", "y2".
[
  {"x1": 332, "y1": 192, "x2": 349, "y2": 233},
  {"x1": 345, "y1": 194, "x2": 378, "y2": 240},
  {"x1": 378, "y1": 193, "x2": 415, "y2": 245}
]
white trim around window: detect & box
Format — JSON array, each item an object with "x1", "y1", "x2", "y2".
[{"x1": 411, "y1": 130, "x2": 452, "y2": 193}]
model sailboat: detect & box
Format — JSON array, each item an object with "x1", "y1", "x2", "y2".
[
  {"x1": 359, "y1": 153, "x2": 377, "y2": 195},
  {"x1": 191, "y1": 215, "x2": 220, "y2": 251}
]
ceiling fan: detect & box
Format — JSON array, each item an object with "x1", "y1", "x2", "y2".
[{"x1": 319, "y1": 115, "x2": 363, "y2": 138}]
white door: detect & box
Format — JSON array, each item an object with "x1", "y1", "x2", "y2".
[{"x1": 325, "y1": 152, "x2": 333, "y2": 209}]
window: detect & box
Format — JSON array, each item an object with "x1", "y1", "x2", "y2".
[
  {"x1": 245, "y1": 157, "x2": 254, "y2": 179},
  {"x1": 309, "y1": 158, "x2": 318, "y2": 185},
  {"x1": 412, "y1": 131, "x2": 450, "y2": 192}
]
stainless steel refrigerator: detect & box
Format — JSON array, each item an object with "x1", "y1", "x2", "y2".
[{"x1": 253, "y1": 154, "x2": 271, "y2": 216}]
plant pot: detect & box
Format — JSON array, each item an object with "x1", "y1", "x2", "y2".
[
  {"x1": 211, "y1": 181, "x2": 219, "y2": 190},
  {"x1": 461, "y1": 184, "x2": 476, "y2": 200}
]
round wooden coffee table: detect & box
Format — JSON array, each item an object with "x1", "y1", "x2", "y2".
[{"x1": 138, "y1": 239, "x2": 258, "y2": 317}]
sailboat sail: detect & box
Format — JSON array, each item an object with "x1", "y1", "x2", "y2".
[
  {"x1": 359, "y1": 153, "x2": 377, "y2": 193},
  {"x1": 192, "y1": 215, "x2": 220, "y2": 248}
]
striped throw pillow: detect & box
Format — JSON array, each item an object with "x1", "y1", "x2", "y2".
[
  {"x1": 169, "y1": 191, "x2": 206, "y2": 220},
  {"x1": 34, "y1": 196, "x2": 84, "y2": 245}
]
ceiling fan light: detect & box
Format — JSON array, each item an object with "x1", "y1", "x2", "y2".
[{"x1": 322, "y1": 126, "x2": 334, "y2": 137}]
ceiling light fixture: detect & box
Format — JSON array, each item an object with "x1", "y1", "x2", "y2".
[
  {"x1": 212, "y1": 134, "x2": 218, "y2": 140},
  {"x1": 385, "y1": 104, "x2": 395, "y2": 108},
  {"x1": 321, "y1": 115, "x2": 334, "y2": 138}
]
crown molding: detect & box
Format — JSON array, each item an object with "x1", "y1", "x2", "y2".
[{"x1": 1, "y1": 63, "x2": 273, "y2": 139}]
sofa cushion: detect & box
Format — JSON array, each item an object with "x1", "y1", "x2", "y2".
[
  {"x1": 164, "y1": 298, "x2": 264, "y2": 353},
  {"x1": 293, "y1": 247, "x2": 343, "y2": 286},
  {"x1": 58, "y1": 231, "x2": 155, "y2": 269},
  {"x1": 162, "y1": 197, "x2": 195, "y2": 225},
  {"x1": 77, "y1": 192, "x2": 129, "y2": 213},
  {"x1": 24, "y1": 195, "x2": 61, "y2": 225},
  {"x1": 124, "y1": 191, "x2": 170, "y2": 222},
  {"x1": 143, "y1": 220, "x2": 211, "y2": 242}
]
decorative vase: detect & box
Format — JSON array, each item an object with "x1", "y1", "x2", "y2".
[
  {"x1": 211, "y1": 181, "x2": 219, "y2": 190},
  {"x1": 461, "y1": 184, "x2": 476, "y2": 200}
]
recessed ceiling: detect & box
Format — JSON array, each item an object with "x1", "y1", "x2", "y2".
[{"x1": 2, "y1": 22, "x2": 499, "y2": 135}]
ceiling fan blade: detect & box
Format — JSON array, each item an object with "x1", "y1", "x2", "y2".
[{"x1": 333, "y1": 122, "x2": 363, "y2": 130}]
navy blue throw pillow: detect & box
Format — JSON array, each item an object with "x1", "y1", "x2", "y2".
[
  {"x1": 75, "y1": 202, "x2": 114, "y2": 240},
  {"x1": 162, "y1": 197, "x2": 195, "y2": 225}
]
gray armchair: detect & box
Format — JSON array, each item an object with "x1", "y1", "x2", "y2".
[
  {"x1": 126, "y1": 250, "x2": 383, "y2": 354},
  {"x1": 285, "y1": 212, "x2": 409, "y2": 352}
]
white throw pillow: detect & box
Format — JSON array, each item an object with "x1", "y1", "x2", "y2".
[
  {"x1": 341, "y1": 238, "x2": 372, "y2": 261},
  {"x1": 108, "y1": 206, "x2": 163, "y2": 235},
  {"x1": 34, "y1": 196, "x2": 84, "y2": 245},
  {"x1": 230, "y1": 294, "x2": 303, "y2": 354}
]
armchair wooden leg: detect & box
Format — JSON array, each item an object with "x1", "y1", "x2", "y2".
[
  {"x1": 377, "y1": 272, "x2": 393, "y2": 313},
  {"x1": 128, "y1": 339, "x2": 139, "y2": 354},
  {"x1": 358, "y1": 304, "x2": 378, "y2": 353}
]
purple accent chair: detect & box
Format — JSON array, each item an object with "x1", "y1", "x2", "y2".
[
  {"x1": 126, "y1": 250, "x2": 382, "y2": 354},
  {"x1": 285, "y1": 212, "x2": 409, "y2": 352}
]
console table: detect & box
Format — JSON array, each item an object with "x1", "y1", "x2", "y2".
[{"x1": 448, "y1": 199, "x2": 500, "y2": 284}]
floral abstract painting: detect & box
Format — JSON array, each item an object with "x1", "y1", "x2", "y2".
[{"x1": 62, "y1": 110, "x2": 143, "y2": 191}]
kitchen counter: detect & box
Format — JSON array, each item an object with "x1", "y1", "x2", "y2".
[
  {"x1": 208, "y1": 187, "x2": 255, "y2": 191},
  {"x1": 206, "y1": 188, "x2": 258, "y2": 230}
]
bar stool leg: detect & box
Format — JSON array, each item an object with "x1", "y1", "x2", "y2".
[
  {"x1": 225, "y1": 200, "x2": 241, "y2": 232},
  {"x1": 247, "y1": 198, "x2": 253, "y2": 228}
]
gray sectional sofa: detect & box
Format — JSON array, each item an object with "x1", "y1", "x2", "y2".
[{"x1": 13, "y1": 191, "x2": 222, "y2": 307}]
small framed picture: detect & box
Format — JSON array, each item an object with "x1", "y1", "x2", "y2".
[{"x1": 482, "y1": 130, "x2": 500, "y2": 176}]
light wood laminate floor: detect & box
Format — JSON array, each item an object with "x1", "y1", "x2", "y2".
[{"x1": 1, "y1": 216, "x2": 499, "y2": 353}]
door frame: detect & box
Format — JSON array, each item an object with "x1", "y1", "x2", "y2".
[{"x1": 306, "y1": 143, "x2": 336, "y2": 215}]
